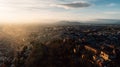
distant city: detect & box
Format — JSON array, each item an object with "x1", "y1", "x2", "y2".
[
  {"x1": 0, "y1": 24, "x2": 119, "y2": 67},
  {"x1": 0, "y1": 0, "x2": 120, "y2": 67}
]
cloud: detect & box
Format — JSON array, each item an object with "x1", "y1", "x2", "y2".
[
  {"x1": 107, "y1": 3, "x2": 116, "y2": 7},
  {"x1": 51, "y1": 1, "x2": 92, "y2": 9},
  {"x1": 0, "y1": 0, "x2": 93, "y2": 11},
  {"x1": 0, "y1": 0, "x2": 53, "y2": 11},
  {"x1": 103, "y1": 12, "x2": 120, "y2": 15}
]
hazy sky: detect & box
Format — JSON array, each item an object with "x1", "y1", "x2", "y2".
[{"x1": 0, "y1": 0, "x2": 120, "y2": 23}]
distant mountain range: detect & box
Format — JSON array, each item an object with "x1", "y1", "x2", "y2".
[
  {"x1": 54, "y1": 21, "x2": 82, "y2": 25},
  {"x1": 54, "y1": 19, "x2": 120, "y2": 25},
  {"x1": 88, "y1": 19, "x2": 120, "y2": 24}
]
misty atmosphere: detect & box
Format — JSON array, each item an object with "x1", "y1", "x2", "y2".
[
  {"x1": 0, "y1": 24, "x2": 120, "y2": 67},
  {"x1": 0, "y1": 0, "x2": 120, "y2": 67}
]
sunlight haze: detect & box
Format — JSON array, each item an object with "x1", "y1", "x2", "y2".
[{"x1": 0, "y1": 0, "x2": 120, "y2": 24}]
